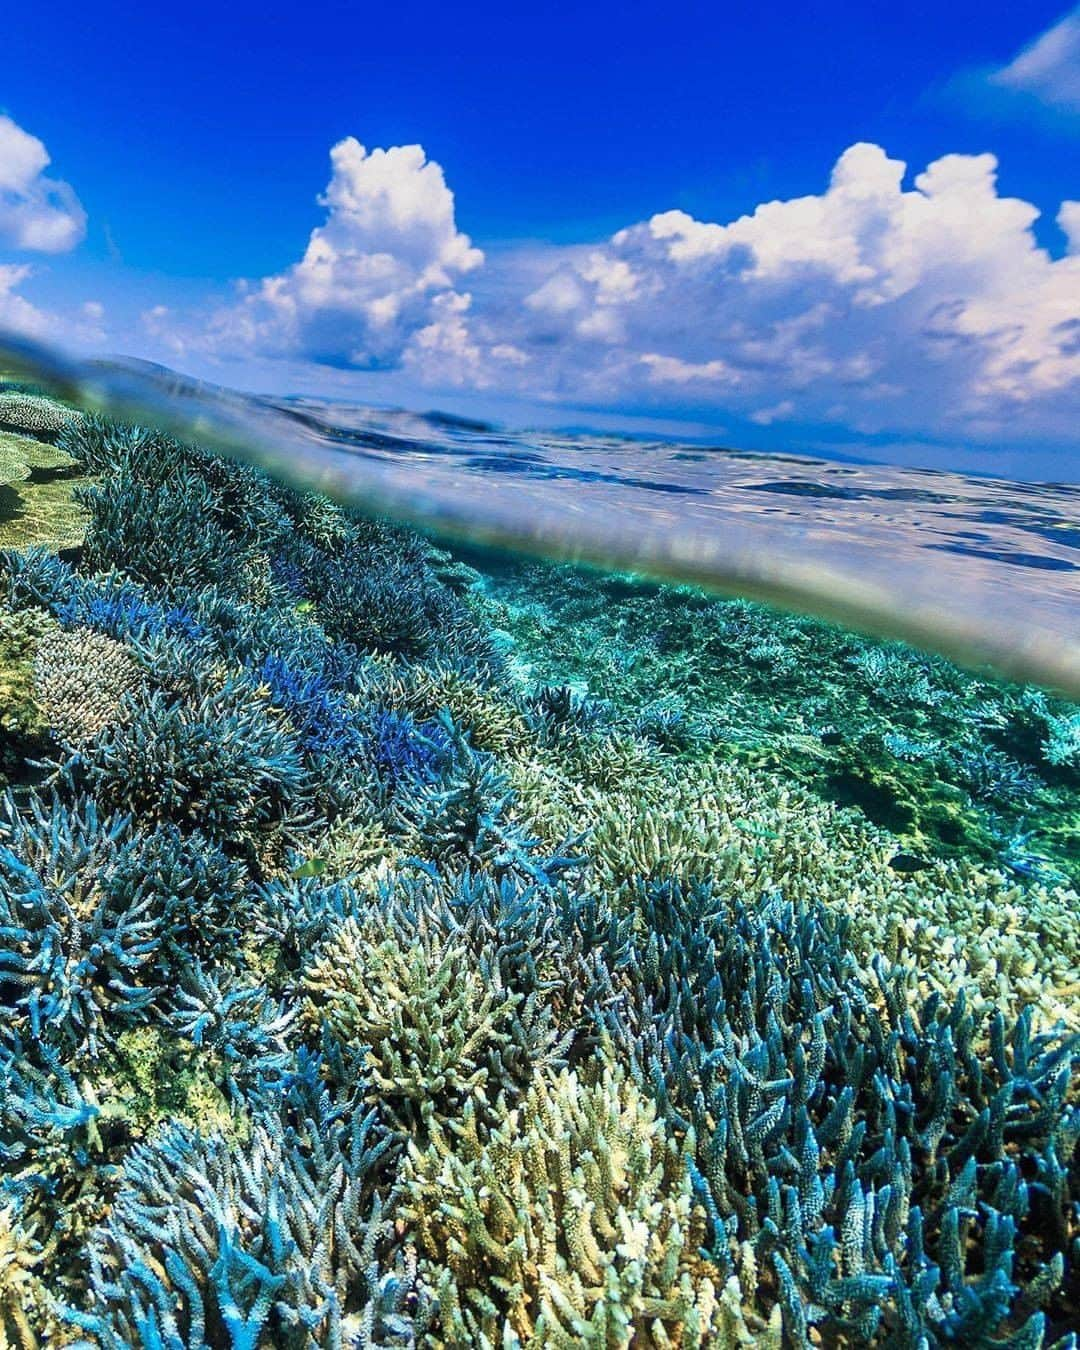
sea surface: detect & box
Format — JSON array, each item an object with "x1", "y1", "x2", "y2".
[
  {"x1": 0, "y1": 335, "x2": 1076, "y2": 1345},
  {"x1": 3, "y1": 337, "x2": 1080, "y2": 695}
]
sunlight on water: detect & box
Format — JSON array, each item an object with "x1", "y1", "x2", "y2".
[{"x1": 3, "y1": 332, "x2": 1078, "y2": 695}]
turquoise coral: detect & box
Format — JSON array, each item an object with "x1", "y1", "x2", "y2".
[{"x1": 0, "y1": 389, "x2": 1073, "y2": 1347}]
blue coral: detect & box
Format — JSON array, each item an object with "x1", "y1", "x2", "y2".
[
  {"x1": 618, "y1": 882, "x2": 1080, "y2": 1347},
  {"x1": 0, "y1": 794, "x2": 162, "y2": 1056},
  {"x1": 0, "y1": 406, "x2": 1073, "y2": 1348},
  {"x1": 254, "y1": 653, "x2": 366, "y2": 764},
  {"x1": 56, "y1": 578, "x2": 204, "y2": 645},
  {"x1": 367, "y1": 709, "x2": 450, "y2": 792},
  {"x1": 64, "y1": 1067, "x2": 423, "y2": 1348},
  {"x1": 71, "y1": 677, "x2": 314, "y2": 853}
]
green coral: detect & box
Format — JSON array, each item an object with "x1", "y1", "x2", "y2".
[
  {"x1": 0, "y1": 428, "x2": 90, "y2": 553},
  {"x1": 302, "y1": 910, "x2": 527, "y2": 1130},
  {"x1": 402, "y1": 1043, "x2": 741, "y2": 1348},
  {"x1": 106, "y1": 1026, "x2": 240, "y2": 1142}
]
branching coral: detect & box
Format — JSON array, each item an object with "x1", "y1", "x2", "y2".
[
  {"x1": 0, "y1": 1202, "x2": 54, "y2": 1348},
  {"x1": 301, "y1": 876, "x2": 575, "y2": 1131},
  {"x1": 312, "y1": 519, "x2": 498, "y2": 667},
  {"x1": 0, "y1": 1036, "x2": 120, "y2": 1297},
  {"x1": 77, "y1": 462, "x2": 249, "y2": 594},
  {"x1": 392, "y1": 715, "x2": 576, "y2": 884},
  {"x1": 398, "y1": 661, "x2": 530, "y2": 755},
  {"x1": 0, "y1": 400, "x2": 1074, "y2": 1349},
  {"x1": 402, "y1": 1043, "x2": 732, "y2": 1348},
  {"x1": 68, "y1": 1073, "x2": 423, "y2": 1348},
  {"x1": 73, "y1": 677, "x2": 313, "y2": 854},
  {"x1": 511, "y1": 751, "x2": 1080, "y2": 1030},
  {"x1": 0, "y1": 795, "x2": 162, "y2": 1056},
  {"x1": 619, "y1": 883, "x2": 1080, "y2": 1345},
  {"x1": 1044, "y1": 710, "x2": 1080, "y2": 770}
]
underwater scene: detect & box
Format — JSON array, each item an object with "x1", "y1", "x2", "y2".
[{"x1": 0, "y1": 373, "x2": 1075, "y2": 1349}]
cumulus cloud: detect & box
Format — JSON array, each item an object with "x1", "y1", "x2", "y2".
[
  {"x1": 479, "y1": 142, "x2": 1079, "y2": 442},
  {"x1": 213, "y1": 139, "x2": 482, "y2": 369},
  {"x1": 987, "y1": 7, "x2": 1080, "y2": 114},
  {"x1": 187, "y1": 135, "x2": 1078, "y2": 456},
  {"x1": 0, "y1": 263, "x2": 50, "y2": 336},
  {"x1": 0, "y1": 114, "x2": 86, "y2": 253}
]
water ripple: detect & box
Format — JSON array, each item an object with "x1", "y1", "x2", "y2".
[{"x1": 2, "y1": 335, "x2": 1078, "y2": 695}]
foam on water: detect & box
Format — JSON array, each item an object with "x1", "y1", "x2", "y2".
[{"x1": 3, "y1": 332, "x2": 1078, "y2": 694}]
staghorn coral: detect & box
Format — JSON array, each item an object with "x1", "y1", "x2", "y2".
[
  {"x1": 67, "y1": 1070, "x2": 424, "y2": 1348},
  {"x1": 302, "y1": 894, "x2": 558, "y2": 1131},
  {"x1": 106, "y1": 824, "x2": 247, "y2": 962},
  {"x1": 32, "y1": 627, "x2": 142, "y2": 748},
  {"x1": 398, "y1": 661, "x2": 530, "y2": 755},
  {"x1": 54, "y1": 573, "x2": 205, "y2": 646},
  {"x1": 73, "y1": 676, "x2": 314, "y2": 853},
  {"x1": 77, "y1": 462, "x2": 249, "y2": 595},
  {"x1": 0, "y1": 401, "x2": 1072, "y2": 1348},
  {"x1": 0, "y1": 794, "x2": 162, "y2": 1057},
  {"x1": 402, "y1": 1042, "x2": 736, "y2": 1348},
  {"x1": 0, "y1": 1202, "x2": 53, "y2": 1349},
  {"x1": 366, "y1": 709, "x2": 451, "y2": 798},
  {"x1": 617, "y1": 882, "x2": 1080, "y2": 1345},
  {"x1": 511, "y1": 750, "x2": 1080, "y2": 1031},
  {"x1": 164, "y1": 962, "x2": 297, "y2": 1103},
  {"x1": 0, "y1": 1035, "x2": 123, "y2": 1301},
  {"x1": 1044, "y1": 710, "x2": 1080, "y2": 770},
  {"x1": 392, "y1": 715, "x2": 577, "y2": 884}
]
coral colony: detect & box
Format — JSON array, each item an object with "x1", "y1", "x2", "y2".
[{"x1": 0, "y1": 383, "x2": 1075, "y2": 1348}]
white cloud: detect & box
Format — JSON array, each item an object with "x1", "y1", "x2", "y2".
[
  {"x1": 1061, "y1": 199, "x2": 1080, "y2": 250},
  {"x1": 640, "y1": 353, "x2": 739, "y2": 385},
  {"x1": 479, "y1": 142, "x2": 1080, "y2": 442},
  {"x1": 214, "y1": 139, "x2": 482, "y2": 369},
  {"x1": 0, "y1": 264, "x2": 105, "y2": 349},
  {"x1": 988, "y1": 7, "x2": 1080, "y2": 113},
  {"x1": 0, "y1": 114, "x2": 86, "y2": 253},
  {"x1": 179, "y1": 135, "x2": 1077, "y2": 459},
  {"x1": 0, "y1": 263, "x2": 50, "y2": 335}
]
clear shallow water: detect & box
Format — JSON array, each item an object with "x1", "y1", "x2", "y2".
[
  {"x1": 0, "y1": 343, "x2": 1078, "y2": 1345},
  {"x1": 3, "y1": 333, "x2": 1079, "y2": 696}
]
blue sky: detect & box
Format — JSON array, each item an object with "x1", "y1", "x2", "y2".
[{"x1": 1, "y1": 1, "x2": 1078, "y2": 476}]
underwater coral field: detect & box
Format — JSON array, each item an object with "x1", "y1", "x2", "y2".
[{"x1": 0, "y1": 388, "x2": 1077, "y2": 1347}]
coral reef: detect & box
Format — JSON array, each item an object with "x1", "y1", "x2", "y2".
[
  {"x1": 0, "y1": 393, "x2": 80, "y2": 439},
  {"x1": 402, "y1": 1043, "x2": 731, "y2": 1347},
  {"x1": 477, "y1": 562, "x2": 1080, "y2": 886},
  {"x1": 0, "y1": 387, "x2": 1075, "y2": 1347}
]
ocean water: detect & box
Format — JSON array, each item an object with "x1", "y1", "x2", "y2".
[{"x1": 0, "y1": 340, "x2": 1077, "y2": 1345}]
